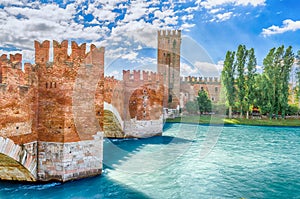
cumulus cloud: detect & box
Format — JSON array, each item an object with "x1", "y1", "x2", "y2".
[
  {"x1": 181, "y1": 62, "x2": 200, "y2": 77},
  {"x1": 210, "y1": 11, "x2": 233, "y2": 22},
  {"x1": 197, "y1": 0, "x2": 265, "y2": 22},
  {"x1": 106, "y1": 70, "x2": 122, "y2": 79},
  {"x1": 180, "y1": 61, "x2": 223, "y2": 77},
  {"x1": 262, "y1": 19, "x2": 300, "y2": 36},
  {"x1": 0, "y1": 0, "x2": 197, "y2": 64},
  {"x1": 196, "y1": 0, "x2": 266, "y2": 9}
]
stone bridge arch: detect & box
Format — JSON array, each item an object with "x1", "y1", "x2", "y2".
[
  {"x1": 103, "y1": 102, "x2": 124, "y2": 138},
  {"x1": 0, "y1": 137, "x2": 37, "y2": 181}
]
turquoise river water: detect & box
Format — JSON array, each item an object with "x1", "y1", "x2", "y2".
[{"x1": 0, "y1": 123, "x2": 299, "y2": 199}]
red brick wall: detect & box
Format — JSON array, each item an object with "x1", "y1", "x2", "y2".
[{"x1": 0, "y1": 54, "x2": 38, "y2": 144}]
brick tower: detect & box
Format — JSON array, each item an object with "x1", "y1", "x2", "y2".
[{"x1": 157, "y1": 30, "x2": 181, "y2": 109}]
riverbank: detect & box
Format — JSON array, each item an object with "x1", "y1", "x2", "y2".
[{"x1": 166, "y1": 115, "x2": 300, "y2": 127}]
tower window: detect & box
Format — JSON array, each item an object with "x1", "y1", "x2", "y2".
[{"x1": 215, "y1": 87, "x2": 218, "y2": 92}]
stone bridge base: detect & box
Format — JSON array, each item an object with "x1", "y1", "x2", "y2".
[
  {"x1": 38, "y1": 132, "x2": 103, "y2": 182},
  {"x1": 0, "y1": 132, "x2": 103, "y2": 182}
]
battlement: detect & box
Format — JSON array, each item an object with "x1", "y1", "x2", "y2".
[
  {"x1": 104, "y1": 76, "x2": 120, "y2": 83},
  {"x1": 0, "y1": 53, "x2": 22, "y2": 65},
  {"x1": 35, "y1": 40, "x2": 50, "y2": 64},
  {"x1": 122, "y1": 70, "x2": 163, "y2": 83},
  {"x1": 158, "y1": 30, "x2": 181, "y2": 37},
  {"x1": 0, "y1": 53, "x2": 34, "y2": 86},
  {"x1": 0, "y1": 54, "x2": 23, "y2": 75},
  {"x1": 181, "y1": 76, "x2": 220, "y2": 83},
  {"x1": 35, "y1": 40, "x2": 105, "y2": 65}
]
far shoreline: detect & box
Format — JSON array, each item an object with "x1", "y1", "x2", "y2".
[{"x1": 166, "y1": 115, "x2": 300, "y2": 127}]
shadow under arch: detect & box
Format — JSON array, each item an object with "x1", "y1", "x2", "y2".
[
  {"x1": 0, "y1": 153, "x2": 36, "y2": 182},
  {"x1": 103, "y1": 109, "x2": 124, "y2": 138},
  {"x1": 0, "y1": 137, "x2": 37, "y2": 182}
]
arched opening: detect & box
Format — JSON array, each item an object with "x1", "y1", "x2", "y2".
[
  {"x1": 103, "y1": 110, "x2": 124, "y2": 138},
  {"x1": 0, "y1": 153, "x2": 36, "y2": 181}
]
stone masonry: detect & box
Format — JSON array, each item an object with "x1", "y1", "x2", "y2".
[{"x1": 0, "y1": 40, "x2": 104, "y2": 182}]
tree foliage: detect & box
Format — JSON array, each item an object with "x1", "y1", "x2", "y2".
[
  {"x1": 256, "y1": 45, "x2": 294, "y2": 119},
  {"x1": 245, "y1": 48, "x2": 257, "y2": 119},
  {"x1": 197, "y1": 90, "x2": 212, "y2": 114},
  {"x1": 221, "y1": 51, "x2": 236, "y2": 118},
  {"x1": 236, "y1": 45, "x2": 247, "y2": 117},
  {"x1": 296, "y1": 50, "x2": 300, "y2": 107}
]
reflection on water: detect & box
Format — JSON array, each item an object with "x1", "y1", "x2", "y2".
[{"x1": 0, "y1": 123, "x2": 300, "y2": 199}]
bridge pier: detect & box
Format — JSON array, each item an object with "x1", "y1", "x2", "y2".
[{"x1": 37, "y1": 132, "x2": 103, "y2": 182}]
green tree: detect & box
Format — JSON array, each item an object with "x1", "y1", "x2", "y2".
[
  {"x1": 257, "y1": 48, "x2": 276, "y2": 118},
  {"x1": 280, "y1": 46, "x2": 294, "y2": 118},
  {"x1": 197, "y1": 90, "x2": 212, "y2": 114},
  {"x1": 296, "y1": 50, "x2": 300, "y2": 108},
  {"x1": 259, "y1": 46, "x2": 294, "y2": 119},
  {"x1": 245, "y1": 48, "x2": 257, "y2": 119},
  {"x1": 221, "y1": 51, "x2": 236, "y2": 118},
  {"x1": 235, "y1": 45, "x2": 247, "y2": 118}
]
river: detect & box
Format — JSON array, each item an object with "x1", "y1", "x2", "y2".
[{"x1": 0, "y1": 123, "x2": 299, "y2": 198}]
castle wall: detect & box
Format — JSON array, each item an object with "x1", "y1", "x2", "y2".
[
  {"x1": 103, "y1": 70, "x2": 164, "y2": 138},
  {"x1": 122, "y1": 70, "x2": 164, "y2": 137},
  {"x1": 180, "y1": 76, "x2": 222, "y2": 107},
  {"x1": 0, "y1": 54, "x2": 38, "y2": 144},
  {"x1": 35, "y1": 40, "x2": 104, "y2": 181},
  {"x1": 0, "y1": 40, "x2": 105, "y2": 182}
]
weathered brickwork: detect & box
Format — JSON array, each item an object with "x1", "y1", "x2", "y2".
[
  {"x1": 157, "y1": 30, "x2": 181, "y2": 109},
  {"x1": 0, "y1": 54, "x2": 38, "y2": 146},
  {"x1": 103, "y1": 70, "x2": 164, "y2": 138},
  {"x1": 180, "y1": 76, "x2": 222, "y2": 107},
  {"x1": 38, "y1": 132, "x2": 103, "y2": 182},
  {"x1": 0, "y1": 40, "x2": 104, "y2": 182},
  {"x1": 0, "y1": 29, "x2": 221, "y2": 182}
]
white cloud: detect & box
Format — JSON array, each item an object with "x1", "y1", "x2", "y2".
[
  {"x1": 181, "y1": 62, "x2": 200, "y2": 77},
  {"x1": 262, "y1": 19, "x2": 300, "y2": 36},
  {"x1": 181, "y1": 14, "x2": 194, "y2": 21},
  {"x1": 181, "y1": 23, "x2": 196, "y2": 30},
  {"x1": 195, "y1": 61, "x2": 223, "y2": 76},
  {"x1": 196, "y1": 0, "x2": 265, "y2": 22},
  {"x1": 123, "y1": 1, "x2": 150, "y2": 22},
  {"x1": 214, "y1": 11, "x2": 233, "y2": 22},
  {"x1": 181, "y1": 60, "x2": 223, "y2": 77},
  {"x1": 209, "y1": 8, "x2": 223, "y2": 14},
  {"x1": 0, "y1": 0, "x2": 196, "y2": 65},
  {"x1": 197, "y1": 0, "x2": 266, "y2": 9},
  {"x1": 106, "y1": 70, "x2": 122, "y2": 79},
  {"x1": 122, "y1": 51, "x2": 138, "y2": 61}
]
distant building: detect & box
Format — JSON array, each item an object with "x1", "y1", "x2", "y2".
[
  {"x1": 157, "y1": 30, "x2": 181, "y2": 109},
  {"x1": 180, "y1": 76, "x2": 221, "y2": 108}
]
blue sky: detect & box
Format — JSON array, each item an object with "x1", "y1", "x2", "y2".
[{"x1": 0, "y1": 0, "x2": 299, "y2": 78}]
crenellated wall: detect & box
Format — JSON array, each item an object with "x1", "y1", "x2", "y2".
[
  {"x1": 180, "y1": 75, "x2": 222, "y2": 106},
  {"x1": 0, "y1": 40, "x2": 104, "y2": 182},
  {"x1": 35, "y1": 40, "x2": 104, "y2": 182},
  {"x1": 0, "y1": 53, "x2": 38, "y2": 144},
  {"x1": 103, "y1": 70, "x2": 164, "y2": 138}
]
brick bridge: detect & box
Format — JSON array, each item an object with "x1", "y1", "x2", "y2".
[{"x1": 0, "y1": 40, "x2": 165, "y2": 182}]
